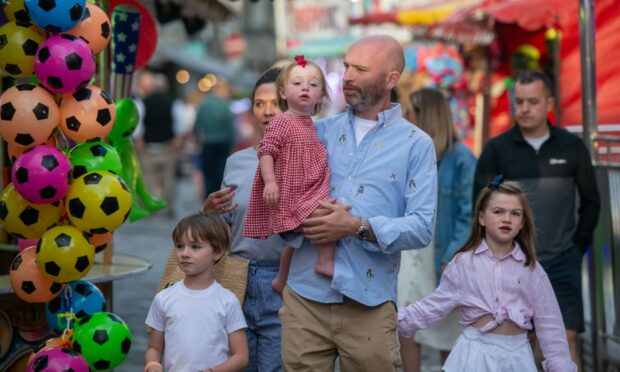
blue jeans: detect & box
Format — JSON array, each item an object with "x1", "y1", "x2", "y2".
[{"x1": 243, "y1": 260, "x2": 283, "y2": 372}]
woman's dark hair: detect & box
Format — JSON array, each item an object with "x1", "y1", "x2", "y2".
[{"x1": 251, "y1": 67, "x2": 282, "y2": 103}]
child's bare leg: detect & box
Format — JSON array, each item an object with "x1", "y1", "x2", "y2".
[
  {"x1": 314, "y1": 242, "x2": 335, "y2": 277},
  {"x1": 272, "y1": 246, "x2": 293, "y2": 295}
]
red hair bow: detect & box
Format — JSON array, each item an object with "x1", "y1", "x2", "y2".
[{"x1": 294, "y1": 55, "x2": 307, "y2": 68}]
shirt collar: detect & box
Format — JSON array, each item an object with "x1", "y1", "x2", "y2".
[
  {"x1": 346, "y1": 103, "x2": 403, "y2": 128},
  {"x1": 510, "y1": 120, "x2": 557, "y2": 143},
  {"x1": 475, "y1": 239, "x2": 525, "y2": 262}
]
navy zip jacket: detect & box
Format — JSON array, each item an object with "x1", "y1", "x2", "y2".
[{"x1": 473, "y1": 124, "x2": 600, "y2": 261}]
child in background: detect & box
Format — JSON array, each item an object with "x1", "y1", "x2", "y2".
[
  {"x1": 397, "y1": 178, "x2": 576, "y2": 372},
  {"x1": 244, "y1": 56, "x2": 332, "y2": 294},
  {"x1": 144, "y1": 212, "x2": 248, "y2": 372}
]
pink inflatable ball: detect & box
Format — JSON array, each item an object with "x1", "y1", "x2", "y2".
[
  {"x1": 27, "y1": 346, "x2": 89, "y2": 372},
  {"x1": 18, "y1": 238, "x2": 39, "y2": 251},
  {"x1": 34, "y1": 34, "x2": 95, "y2": 94},
  {"x1": 12, "y1": 145, "x2": 71, "y2": 204}
]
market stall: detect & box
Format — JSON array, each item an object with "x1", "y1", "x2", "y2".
[{"x1": 0, "y1": 0, "x2": 162, "y2": 370}]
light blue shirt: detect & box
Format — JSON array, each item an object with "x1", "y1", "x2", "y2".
[{"x1": 287, "y1": 104, "x2": 437, "y2": 306}]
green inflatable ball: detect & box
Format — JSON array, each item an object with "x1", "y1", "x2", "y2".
[
  {"x1": 69, "y1": 140, "x2": 123, "y2": 180},
  {"x1": 72, "y1": 311, "x2": 132, "y2": 371}
]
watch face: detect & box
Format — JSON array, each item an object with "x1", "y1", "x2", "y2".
[{"x1": 357, "y1": 229, "x2": 370, "y2": 241}]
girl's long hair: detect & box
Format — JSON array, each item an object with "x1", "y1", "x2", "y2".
[
  {"x1": 456, "y1": 181, "x2": 537, "y2": 268},
  {"x1": 408, "y1": 88, "x2": 458, "y2": 158}
]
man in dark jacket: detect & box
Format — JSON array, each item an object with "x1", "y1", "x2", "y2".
[{"x1": 473, "y1": 70, "x2": 600, "y2": 368}]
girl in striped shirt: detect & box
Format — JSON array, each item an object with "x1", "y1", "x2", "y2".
[{"x1": 397, "y1": 178, "x2": 576, "y2": 372}]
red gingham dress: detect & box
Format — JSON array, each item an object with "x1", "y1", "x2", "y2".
[{"x1": 244, "y1": 112, "x2": 330, "y2": 239}]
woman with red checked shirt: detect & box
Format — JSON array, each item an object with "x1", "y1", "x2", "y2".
[{"x1": 243, "y1": 56, "x2": 333, "y2": 295}]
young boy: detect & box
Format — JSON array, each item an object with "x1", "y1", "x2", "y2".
[{"x1": 144, "y1": 212, "x2": 248, "y2": 372}]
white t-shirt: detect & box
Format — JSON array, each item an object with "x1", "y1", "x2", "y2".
[
  {"x1": 353, "y1": 116, "x2": 378, "y2": 145},
  {"x1": 145, "y1": 281, "x2": 247, "y2": 371},
  {"x1": 524, "y1": 131, "x2": 550, "y2": 153}
]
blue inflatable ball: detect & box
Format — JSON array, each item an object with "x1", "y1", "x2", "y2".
[
  {"x1": 24, "y1": 0, "x2": 86, "y2": 33},
  {"x1": 45, "y1": 280, "x2": 106, "y2": 333}
]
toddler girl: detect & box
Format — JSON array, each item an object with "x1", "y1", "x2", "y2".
[{"x1": 244, "y1": 56, "x2": 332, "y2": 294}]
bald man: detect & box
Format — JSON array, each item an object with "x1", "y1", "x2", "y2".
[{"x1": 279, "y1": 35, "x2": 437, "y2": 371}]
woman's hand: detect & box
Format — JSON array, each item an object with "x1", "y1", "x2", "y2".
[
  {"x1": 202, "y1": 186, "x2": 237, "y2": 214},
  {"x1": 263, "y1": 181, "x2": 279, "y2": 208}
]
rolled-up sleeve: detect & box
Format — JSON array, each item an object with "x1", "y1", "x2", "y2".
[
  {"x1": 368, "y1": 137, "x2": 437, "y2": 254},
  {"x1": 258, "y1": 115, "x2": 289, "y2": 161}
]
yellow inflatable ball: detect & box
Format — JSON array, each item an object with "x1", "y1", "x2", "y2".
[
  {"x1": 0, "y1": 183, "x2": 62, "y2": 239},
  {"x1": 36, "y1": 225, "x2": 94, "y2": 283},
  {"x1": 0, "y1": 21, "x2": 46, "y2": 77},
  {"x1": 3, "y1": 0, "x2": 30, "y2": 23},
  {"x1": 9, "y1": 246, "x2": 64, "y2": 303},
  {"x1": 66, "y1": 171, "x2": 131, "y2": 234}
]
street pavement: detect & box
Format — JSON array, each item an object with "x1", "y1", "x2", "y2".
[{"x1": 111, "y1": 177, "x2": 441, "y2": 371}]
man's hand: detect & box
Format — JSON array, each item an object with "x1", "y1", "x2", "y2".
[{"x1": 302, "y1": 200, "x2": 356, "y2": 244}]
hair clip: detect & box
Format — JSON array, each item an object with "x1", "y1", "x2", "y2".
[
  {"x1": 294, "y1": 55, "x2": 307, "y2": 68},
  {"x1": 487, "y1": 174, "x2": 504, "y2": 190}
]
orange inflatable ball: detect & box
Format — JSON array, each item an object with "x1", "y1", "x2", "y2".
[
  {"x1": 7, "y1": 135, "x2": 57, "y2": 163},
  {"x1": 0, "y1": 83, "x2": 59, "y2": 148},
  {"x1": 65, "y1": 3, "x2": 111, "y2": 54},
  {"x1": 9, "y1": 246, "x2": 64, "y2": 303},
  {"x1": 88, "y1": 232, "x2": 113, "y2": 254},
  {"x1": 59, "y1": 85, "x2": 116, "y2": 143}
]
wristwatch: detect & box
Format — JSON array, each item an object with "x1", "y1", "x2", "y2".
[{"x1": 355, "y1": 218, "x2": 370, "y2": 241}]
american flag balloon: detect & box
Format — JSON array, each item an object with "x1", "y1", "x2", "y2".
[{"x1": 110, "y1": 7, "x2": 141, "y2": 100}]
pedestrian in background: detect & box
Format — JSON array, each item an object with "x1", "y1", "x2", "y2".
[
  {"x1": 279, "y1": 35, "x2": 437, "y2": 372},
  {"x1": 398, "y1": 180, "x2": 577, "y2": 372},
  {"x1": 194, "y1": 79, "x2": 236, "y2": 198},
  {"x1": 135, "y1": 71, "x2": 182, "y2": 218},
  {"x1": 145, "y1": 212, "x2": 248, "y2": 372},
  {"x1": 473, "y1": 70, "x2": 600, "y2": 368},
  {"x1": 201, "y1": 67, "x2": 288, "y2": 372},
  {"x1": 398, "y1": 87, "x2": 475, "y2": 372}
]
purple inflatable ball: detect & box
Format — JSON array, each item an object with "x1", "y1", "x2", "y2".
[
  {"x1": 12, "y1": 145, "x2": 71, "y2": 204},
  {"x1": 34, "y1": 34, "x2": 95, "y2": 94},
  {"x1": 27, "y1": 346, "x2": 90, "y2": 372}
]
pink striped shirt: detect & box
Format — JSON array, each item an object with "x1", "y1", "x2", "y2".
[{"x1": 397, "y1": 240, "x2": 576, "y2": 372}]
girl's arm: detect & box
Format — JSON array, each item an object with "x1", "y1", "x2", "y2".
[
  {"x1": 144, "y1": 328, "x2": 164, "y2": 372},
  {"x1": 397, "y1": 259, "x2": 460, "y2": 337},
  {"x1": 208, "y1": 329, "x2": 249, "y2": 372},
  {"x1": 260, "y1": 154, "x2": 279, "y2": 208},
  {"x1": 531, "y1": 267, "x2": 577, "y2": 372}
]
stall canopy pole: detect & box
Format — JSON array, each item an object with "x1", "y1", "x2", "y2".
[
  {"x1": 579, "y1": 0, "x2": 598, "y2": 158},
  {"x1": 579, "y1": 1, "x2": 604, "y2": 371}
]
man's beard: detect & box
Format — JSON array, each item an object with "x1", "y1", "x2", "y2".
[{"x1": 344, "y1": 73, "x2": 386, "y2": 113}]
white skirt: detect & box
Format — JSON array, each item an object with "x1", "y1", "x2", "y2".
[
  {"x1": 398, "y1": 242, "x2": 461, "y2": 350},
  {"x1": 442, "y1": 327, "x2": 537, "y2": 372}
]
